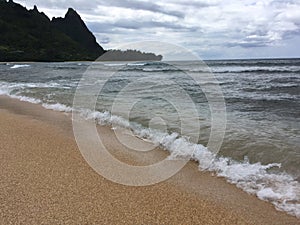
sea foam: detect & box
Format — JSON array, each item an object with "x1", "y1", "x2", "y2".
[
  {"x1": 11, "y1": 95, "x2": 41, "y2": 104},
  {"x1": 78, "y1": 109, "x2": 300, "y2": 218},
  {"x1": 10, "y1": 64, "x2": 30, "y2": 69},
  {"x1": 42, "y1": 103, "x2": 73, "y2": 112}
]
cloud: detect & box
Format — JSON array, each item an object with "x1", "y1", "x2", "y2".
[
  {"x1": 13, "y1": 0, "x2": 300, "y2": 59},
  {"x1": 97, "y1": 0, "x2": 185, "y2": 18},
  {"x1": 16, "y1": 0, "x2": 185, "y2": 17},
  {"x1": 166, "y1": 0, "x2": 219, "y2": 8},
  {"x1": 88, "y1": 20, "x2": 198, "y2": 32}
]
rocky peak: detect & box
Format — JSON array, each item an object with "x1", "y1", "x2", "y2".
[
  {"x1": 33, "y1": 5, "x2": 38, "y2": 11},
  {"x1": 65, "y1": 8, "x2": 78, "y2": 17},
  {"x1": 51, "y1": 8, "x2": 104, "y2": 57}
]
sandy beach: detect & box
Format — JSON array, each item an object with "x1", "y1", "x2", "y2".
[{"x1": 0, "y1": 96, "x2": 299, "y2": 224}]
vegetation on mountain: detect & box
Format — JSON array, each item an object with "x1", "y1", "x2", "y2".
[
  {"x1": 0, "y1": 0, "x2": 104, "y2": 61},
  {"x1": 98, "y1": 49, "x2": 162, "y2": 61}
]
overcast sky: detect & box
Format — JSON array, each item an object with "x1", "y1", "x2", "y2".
[{"x1": 15, "y1": 0, "x2": 300, "y2": 59}]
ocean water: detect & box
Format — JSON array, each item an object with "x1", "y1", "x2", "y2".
[{"x1": 0, "y1": 59, "x2": 299, "y2": 217}]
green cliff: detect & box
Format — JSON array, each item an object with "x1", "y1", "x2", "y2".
[{"x1": 0, "y1": 0, "x2": 105, "y2": 61}]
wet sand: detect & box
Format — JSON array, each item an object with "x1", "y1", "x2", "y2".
[{"x1": 0, "y1": 96, "x2": 299, "y2": 224}]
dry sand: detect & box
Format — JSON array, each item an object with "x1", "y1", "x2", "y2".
[{"x1": 0, "y1": 96, "x2": 299, "y2": 224}]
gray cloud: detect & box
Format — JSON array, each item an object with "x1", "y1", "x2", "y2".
[
  {"x1": 166, "y1": 0, "x2": 218, "y2": 8},
  {"x1": 17, "y1": 0, "x2": 185, "y2": 18},
  {"x1": 88, "y1": 20, "x2": 198, "y2": 32},
  {"x1": 18, "y1": 0, "x2": 97, "y2": 11},
  {"x1": 98, "y1": 0, "x2": 185, "y2": 18}
]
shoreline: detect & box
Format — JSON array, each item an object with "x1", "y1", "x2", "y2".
[{"x1": 0, "y1": 95, "x2": 299, "y2": 224}]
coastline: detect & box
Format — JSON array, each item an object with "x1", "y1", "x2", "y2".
[{"x1": 0, "y1": 96, "x2": 299, "y2": 224}]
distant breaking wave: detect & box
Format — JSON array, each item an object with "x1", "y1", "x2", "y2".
[
  {"x1": 10, "y1": 64, "x2": 30, "y2": 69},
  {"x1": 212, "y1": 67, "x2": 300, "y2": 74}
]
